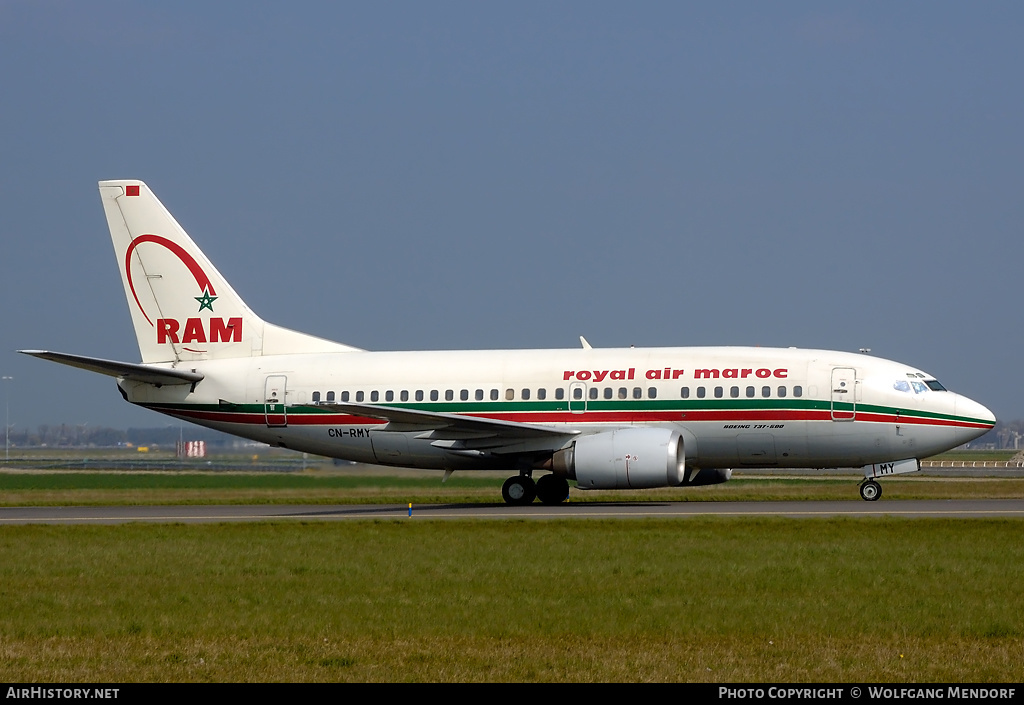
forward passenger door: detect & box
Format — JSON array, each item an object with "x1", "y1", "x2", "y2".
[{"x1": 830, "y1": 368, "x2": 856, "y2": 421}]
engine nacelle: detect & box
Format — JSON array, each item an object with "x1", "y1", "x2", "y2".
[{"x1": 553, "y1": 427, "x2": 687, "y2": 490}]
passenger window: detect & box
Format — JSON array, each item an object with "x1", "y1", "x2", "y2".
[
  {"x1": 415, "y1": 390, "x2": 424, "y2": 402},
  {"x1": 604, "y1": 387, "x2": 613, "y2": 399},
  {"x1": 506, "y1": 389, "x2": 515, "y2": 401},
  {"x1": 401, "y1": 390, "x2": 409, "y2": 402},
  {"x1": 761, "y1": 386, "x2": 770, "y2": 398},
  {"x1": 356, "y1": 391, "x2": 364, "y2": 402},
  {"x1": 341, "y1": 391, "x2": 350, "y2": 402},
  {"x1": 794, "y1": 386, "x2": 803, "y2": 397},
  {"x1": 633, "y1": 387, "x2": 642, "y2": 399},
  {"x1": 555, "y1": 388, "x2": 565, "y2": 400},
  {"x1": 730, "y1": 386, "x2": 739, "y2": 398},
  {"x1": 460, "y1": 389, "x2": 469, "y2": 401},
  {"x1": 430, "y1": 390, "x2": 439, "y2": 401},
  {"x1": 777, "y1": 386, "x2": 786, "y2": 398},
  {"x1": 589, "y1": 387, "x2": 598, "y2": 400},
  {"x1": 475, "y1": 389, "x2": 484, "y2": 401},
  {"x1": 370, "y1": 391, "x2": 379, "y2": 402},
  {"x1": 573, "y1": 387, "x2": 583, "y2": 400},
  {"x1": 491, "y1": 389, "x2": 499, "y2": 401},
  {"x1": 445, "y1": 390, "x2": 454, "y2": 401},
  {"x1": 618, "y1": 387, "x2": 627, "y2": 399},
  {"x1": 648, "y1": 387, "x2": 657, "y2": 399},
  {"x1": 537, "y1": 388, "x2": 547, "y2": 400},
  {"x1": 715, "y1": 387, "x2": 724, "y2": 398},
  {"x1": 746, "y1": 386, "x2": 755, "y2": 398},
  {"x1": 385, "y1": 390, "x2": 394, "y2": 402},
  {"x1": 697, "y1": 387, "x2": 706, "y2": 398},
  {"x1": 312, "y1": 391, "x2": 321, "y2": 403},
  {"x1": 522, "y1": 388, "x2": 531, "y2": 400},
  {"x1": 681, "y1": 387, "x2": 689, "y2": 399},
  {"x1": 327, "y1": 391, "x2": 335, "y2": 402}
]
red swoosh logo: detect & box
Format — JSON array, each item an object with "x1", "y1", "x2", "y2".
[{"x1": 124, "y1": 234, "x2": 216, "y2": 326}]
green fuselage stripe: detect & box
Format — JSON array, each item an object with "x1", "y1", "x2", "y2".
[{"x1": 141, "y1": 398, "x2": 993, "y2": 428}]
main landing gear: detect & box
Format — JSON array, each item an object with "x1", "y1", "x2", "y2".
[
  {"x1": 502, "y1": 473, "x2": 570, "y2": 505},
  {"x1": 859, "y1": 479, "x2": 882, "y2": 501}
]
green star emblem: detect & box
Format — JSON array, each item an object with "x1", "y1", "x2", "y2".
[{"x1": 195, "y1": 287, "x2": 218, "y2": 312}]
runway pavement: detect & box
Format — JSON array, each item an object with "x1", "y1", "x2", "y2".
[{"x1": 1, "y1": 499, "x2": 1023, "y2": 524}]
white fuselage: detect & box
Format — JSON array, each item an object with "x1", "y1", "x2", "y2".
[{"x1": 120, "y1": 345, "x2": 994, "y2": 472}]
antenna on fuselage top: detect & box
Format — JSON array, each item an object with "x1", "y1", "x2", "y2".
[{"x1": 580, "y1": 336, "x2": 593, "y2": 350}]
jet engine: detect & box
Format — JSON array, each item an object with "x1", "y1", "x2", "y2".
[{"x1": 551, "y1": 427, "x2": 688, "y2": 490}]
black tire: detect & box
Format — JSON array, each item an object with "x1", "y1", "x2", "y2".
[
  {"x1": 536, "y1": 474, "x2": 570, "y2": 505},
  {"x1": 502, "y1": 475, "x2": 536, "y2": 505},
  {"x1": 859, "y1": 480, "x2": 882, "y2": 501}
]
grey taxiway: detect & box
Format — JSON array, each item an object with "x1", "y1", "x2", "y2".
[{"x1": 2, "y1": 499, "x2": 1023, "y2": 525}]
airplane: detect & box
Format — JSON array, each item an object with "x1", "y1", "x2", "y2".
[{"x1": 21, "y1": 180, "x2": 997, "y2": 504}]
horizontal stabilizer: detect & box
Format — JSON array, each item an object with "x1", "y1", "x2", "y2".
[{"x1": 19, "y1": 350, "x2": 204, "y2": 386}]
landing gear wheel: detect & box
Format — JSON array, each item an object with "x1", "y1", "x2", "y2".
[
  {"x1": 535, "y1": 474, "x2": 570, "y2": 505},
  {"x1": 502, "y1": 475, "x2": 536, "y2": 505},
  {"x1": 860, "y1": 480, "x2": 882, "y2": 501}
]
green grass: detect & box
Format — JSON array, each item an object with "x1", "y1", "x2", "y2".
[
  {"x1": 928, "y1": 449, "x2": 1018, "y2": 462},
  {"x1": 0, "y1": 519, "x2": 1021, "y2": 682}
]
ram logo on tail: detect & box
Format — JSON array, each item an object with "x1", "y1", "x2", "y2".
[
  {"x1": 121, "y1": 233, "x2": 244, "y2": 353},
  {"x1": 100, "y1": 180, "x2": 359, "y2": 364}
]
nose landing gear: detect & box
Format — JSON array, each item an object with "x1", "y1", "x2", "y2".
[
  {"x1": 858, "y1": 459, "x2": 919, "y2": 501},
  {"x1": 859, "y1": 479, "x2": 882, "y2": 501}
]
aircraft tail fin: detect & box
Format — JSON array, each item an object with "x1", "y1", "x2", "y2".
[{"x1": 99, "y1": 180, "x2": 359, "y2": 364}]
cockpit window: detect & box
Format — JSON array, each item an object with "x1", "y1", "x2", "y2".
[{"x1": 898, "y1": 373, "x2": 947, "y2": 393}]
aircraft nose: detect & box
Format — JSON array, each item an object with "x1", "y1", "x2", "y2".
[{"x1": 955, "y1": 394, "x2": 997, "y2": 444}]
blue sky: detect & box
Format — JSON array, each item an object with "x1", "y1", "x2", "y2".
[{"x1": 1, "y1": 1, "x2": 1022, "y2": 429}]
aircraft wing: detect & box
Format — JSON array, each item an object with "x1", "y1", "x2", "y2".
[
  {"x1": 19, "y1": 350, "x2": 204, "y2": 387},
  {"x1": 315, "y1": 402, "x2": 578, "y2": 452}
]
